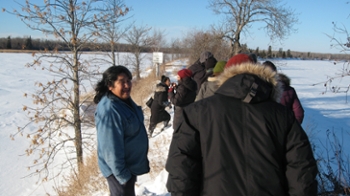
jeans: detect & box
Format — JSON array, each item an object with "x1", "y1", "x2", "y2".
[{"x1": 106, "y1": 174, "x2": 136, "y2": 196}]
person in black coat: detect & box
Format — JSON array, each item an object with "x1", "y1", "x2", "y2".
[
  {"x1": 166, "y1": 54, "x2": 318, "y2": 196},
  {"x1": 148, "y1": 75, "x2": 171, "y2": 137},
  {"x1": 168, "y1": 69, "x2": 197, "y2": 131},
  {"x1": 188, "y1": 51, "x2": 217, "y2": 94}
]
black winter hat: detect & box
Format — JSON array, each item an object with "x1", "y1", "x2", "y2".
[
  {"x1": 205, "y1": 57, "x2": 218, "y2": 70},
  {"x1": 161, "y1": 75, "x2": 169, "y2": 83}
]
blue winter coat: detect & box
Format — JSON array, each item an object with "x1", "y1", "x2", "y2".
[{"x1": 95, "y1": 92, "x2": 150, "y2": 184}]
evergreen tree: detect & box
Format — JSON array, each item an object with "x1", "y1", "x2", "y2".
[
  {"x1": 25, "y1": 36, "x2": 33, "y2": 49},
  {"x1": 267, "y1": 46, "x2": 272, "y2": 58},
  {"x1": 282, "y1": 51, "x2": 286, "y2": 59},
  {"x1": 278, "y1": 48, "x2": 283, "y2": 58},
  {"x1": 307, "y1": 52, "x2": 311, "y2": 59},
  {"x1": 6, "y1": 36, "x2": 11, "y2": 49}
]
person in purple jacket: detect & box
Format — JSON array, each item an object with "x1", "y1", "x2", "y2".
[{"x1": 263, "y1": 61, "x2": 305, "y2": 124}]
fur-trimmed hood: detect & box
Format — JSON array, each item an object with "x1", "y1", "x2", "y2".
[
  {"x1": 155, "y1": 82, "x2": 168, "y2": 92},
  {"x1": 216, "y1": 62, "x2": 283, "y2": 103}
]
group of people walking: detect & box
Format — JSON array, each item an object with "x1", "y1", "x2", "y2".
[{"x1": 93, "y1": 51, "x2": 317, "y2": 195}]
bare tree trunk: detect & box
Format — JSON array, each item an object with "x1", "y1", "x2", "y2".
[
  {"x1": 111, "y1": 41, "x2": 116, "y2": 66},
  {"x1": 233, "y1": 41, "x2": 241, "y2": 56},
  {"x1": 73, "y1": 50, "x2": 83, "y2": 169},
  {"x1": 135, "y1": 52, "x2": 141, "y2": 79},
  {"x1": 232, "y1": 31, "x2": 242, "y2": 55}
]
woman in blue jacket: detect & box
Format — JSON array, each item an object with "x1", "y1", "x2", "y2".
[{"x1": 94, "y1": 65, "x2": 149, "y2": 196}]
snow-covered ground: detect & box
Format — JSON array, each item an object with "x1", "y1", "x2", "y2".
[{"x1": 0, "y1": 53, "x2": 349, "y2": 196}]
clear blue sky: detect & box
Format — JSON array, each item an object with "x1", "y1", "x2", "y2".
[{"x1": 1, "y1": 0, "x2": 349, "y2": 54}]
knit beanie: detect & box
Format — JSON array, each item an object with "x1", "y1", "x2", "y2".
[
  {"x1": 213, "y1": 61, "x2": 227, "y2": 75},
  {"x1": 262, "y1": 61, "x2": 277, "y2": 72},
  {"x1": 225, "y1": 53, "x2": 254, "y2": 68},
  {"x1": 177, "y1": 69, "x2": 192, "y2": 79},
  {"x1": 161, "y1": 75, "x2": 169, "y2": 83},
  {"x1": 199, "y1": 51, "x2": 213, "y2": 63}
]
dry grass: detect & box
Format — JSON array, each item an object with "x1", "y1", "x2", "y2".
[
  {"x1": 131, "y1": 65, "x2": 171, "y2": 106},
  {"x1": 54, "y1": 152, "x2": 108, "y2": 196}
]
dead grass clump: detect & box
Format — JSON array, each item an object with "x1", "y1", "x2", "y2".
[{"x1": 54, "y1": 152, "x2": 108, "y2": 196}]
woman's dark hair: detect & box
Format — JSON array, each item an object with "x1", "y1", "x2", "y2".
[
  {"x1": 263, "y1": 60, "x2": 277, "y2": 72},
  {"x1": 161, "y1": 75, "x2": 169, "y2": 83},
  {"x1": 93, "y1": 65, "x2": 132, "y2": 104}
]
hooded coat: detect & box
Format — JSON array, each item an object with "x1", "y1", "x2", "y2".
[
  {"x1": 188, "y1": 60, "x2": 206, "y2": 94},
  {"x1": 166, "y1": 62, "x2": 318, "y2": 196},
  {"x1": 150, "y1": 82, "x2": 171, "y2": 126},
  {"x1": 279, "y1": 73, "x2": 305, "y2": 124},
  {"x1": 168, "y1": 77, "x2": 197, "y2": 130}
]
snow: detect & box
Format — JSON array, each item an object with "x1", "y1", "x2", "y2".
[{"x1": 0, "y1": 53, "x2": 349, "y2": 196}]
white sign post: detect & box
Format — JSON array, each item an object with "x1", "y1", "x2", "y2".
[{"x1": 153, "y1": 52, "x2": 163, "y2": 77}]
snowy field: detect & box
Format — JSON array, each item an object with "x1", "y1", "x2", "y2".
[{"x1": 0, "y1": 53, "x2": 349, "y2": 196}]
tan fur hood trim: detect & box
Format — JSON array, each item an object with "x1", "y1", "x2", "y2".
[
  {"x1": 217, "y1": 62, "x2": 283, "y2": 102},
  {"x1": 207, "y1": 76, "x2": 218, "y2": 82},
  {"x1": 155, "y1": 85, "x2": 167, "y2": 92}
]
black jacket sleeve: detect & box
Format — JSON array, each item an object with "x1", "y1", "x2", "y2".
[
  {"x1": 285, "y1": 120, "x2": 318, "y2": 196},
  {"x1": 166, "y1": 110, "x2": 202, "y2": 196},
  {"x1": 169, "y1": 85, "x2": 188, "y2": 106}
]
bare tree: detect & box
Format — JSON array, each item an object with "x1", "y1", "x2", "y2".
[
  {"x1": 329, "y1": 22, "x2": 350, "y2": 53},
  {"x1": 149, "y1": 28, "x2": 167, "y2": 52},
  {"x1": 3, "y1": 0, "x2": 114, "y2": 182},
  {"x1": 181, "y1": 29, "x2": 231, "y2": 63},
  {"x1": 209, "y1": 0, "x2": 298, "y2": 56},
  {"x1": 124, "y1": 25, "x2": 152, "y2": 79},
  {"x1": 96, "y1": 0, "x2": 133, "y2": 66},
  {"x1": 315, "y1": 1, "x2": 350, "y2": 101},
  {"x1": 169, "y1": 38, "x2": 185, "y2": 61}
]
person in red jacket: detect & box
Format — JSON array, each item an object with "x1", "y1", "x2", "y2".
[{"x1": 263, "y1": 60, "x2": 305, "y2": 124}]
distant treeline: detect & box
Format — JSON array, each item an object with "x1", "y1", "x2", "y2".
[
  {"x1": 0, "y1": 36, "x2": 349, "y2": 61},
  {"x1": 0, "y1": 36, "x2": 173, "y2": 53}
]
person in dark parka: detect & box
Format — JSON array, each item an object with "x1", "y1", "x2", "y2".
[
  {"x1": 279, "y1": 73, "x2": 305, "y2": 124},
  {"x1": 166, "y1": 54, "x2": 318, "y2": 196},
  {"x1": 188, "y1": 51, "x2": 217, "y2": 94},
  {"x1": 195, "y1": 60, "x2": 226, "y2": 101},
  {"x1": 168, "y1": 69, "x2": 197, "y2": 131},
  {"x1": 263, "y1": 60, "x2": 305, "y2": 124},
  {"x1": 148, "y1": 75, "x2": 171, "y2": 137}
]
